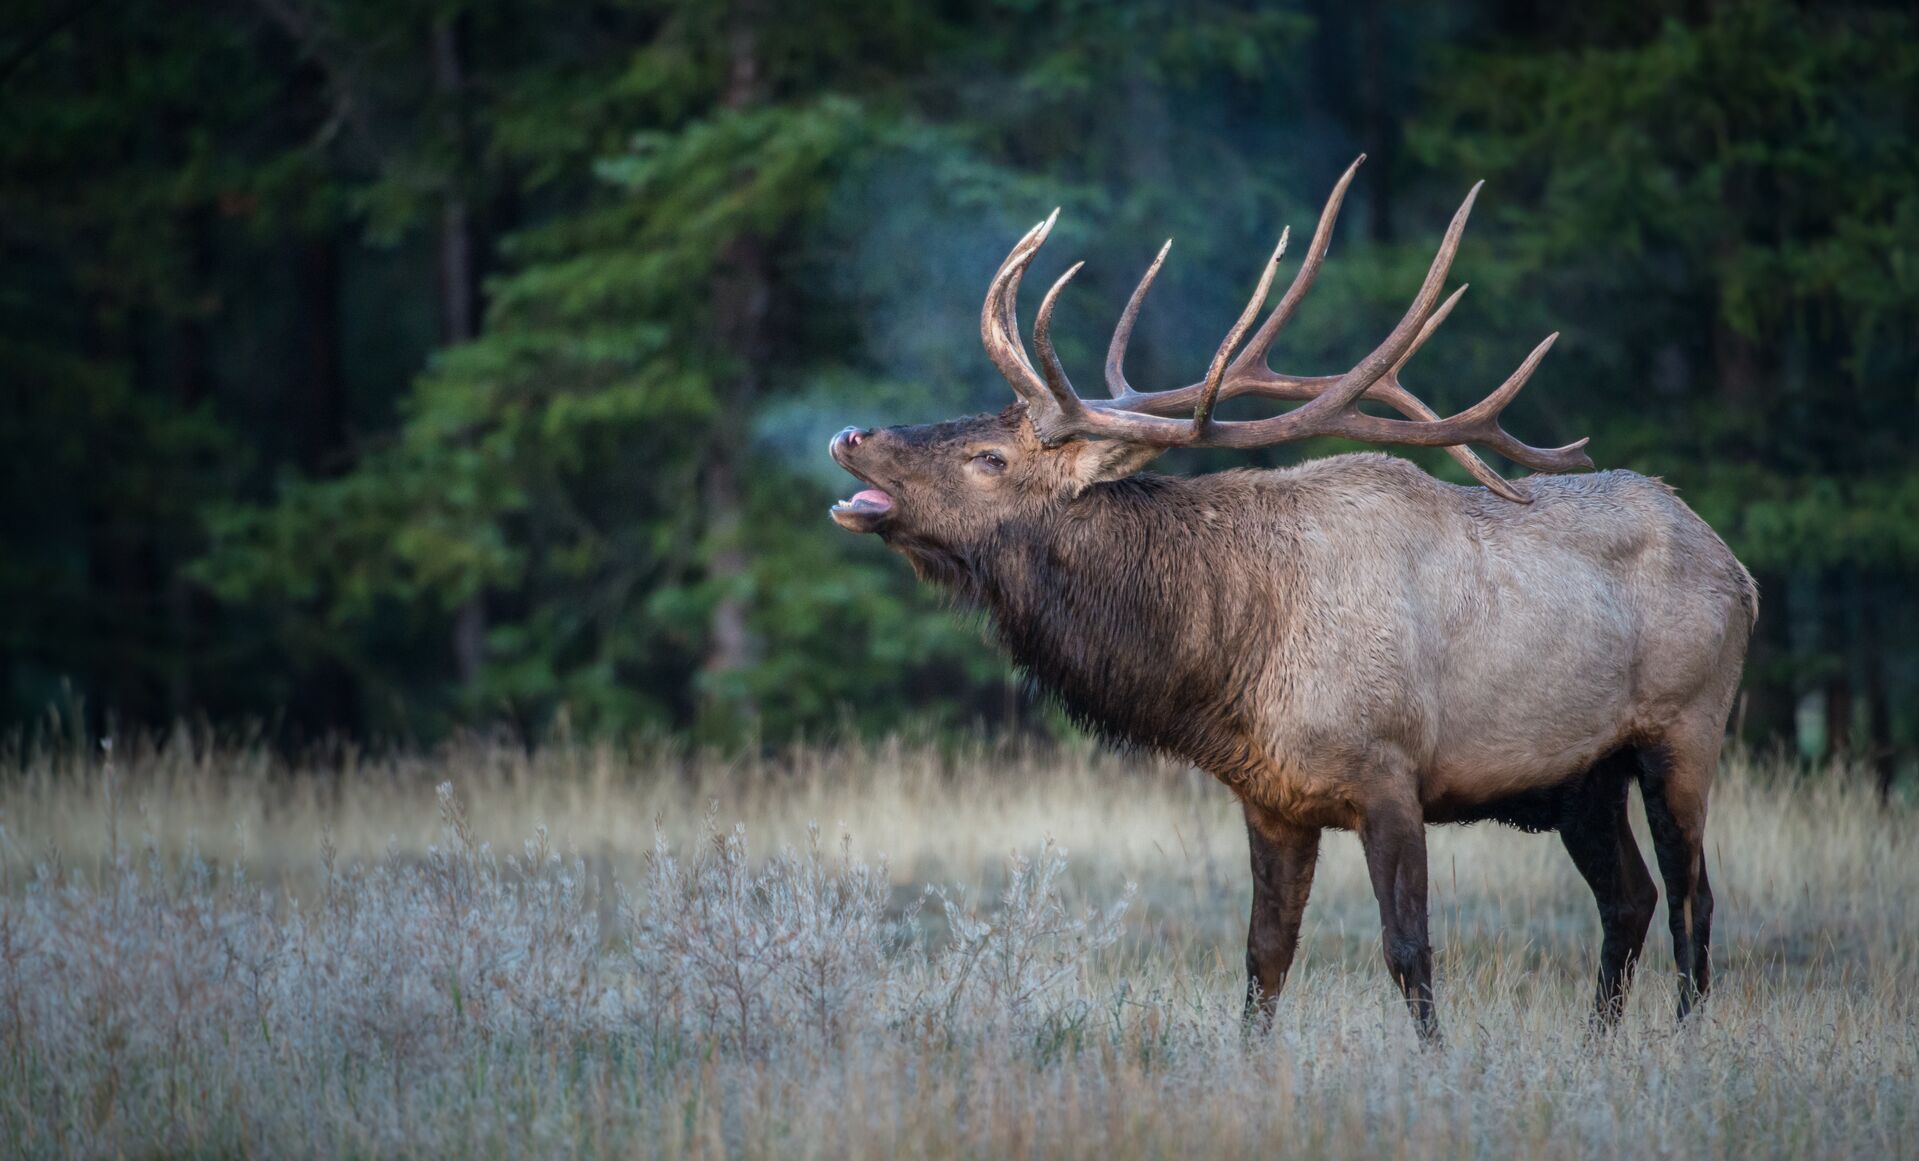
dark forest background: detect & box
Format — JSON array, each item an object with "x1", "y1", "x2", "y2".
[{"x1": 3, "y1": 0, "x2": 1915, "y2": 784}]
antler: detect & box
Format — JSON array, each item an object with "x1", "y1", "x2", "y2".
[{"x1": 978, "y1": 156, "x2": 1592, "y2": 502}]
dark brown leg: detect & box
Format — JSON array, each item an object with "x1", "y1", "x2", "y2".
[
  {"x1": 1640, "y1": 745, "x2": 1716, "y2": 1020},
  {"x1": 1242, "y1": 805, "x2": 1321, "y2": 1026},
  {"x1": 1359, "y1": 801, "x2": 1438, "y2": 1043},
  {"x1": 1558, "y1": 751, "x2": 1659, "y2": 1027}
]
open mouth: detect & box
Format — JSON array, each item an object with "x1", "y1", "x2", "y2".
[
  {"x1": 830, "y1": 487, "x2": 895, "y2": 532},
  {"x1": 829, "y1": 429, "x2": 897, "y2": 533}
]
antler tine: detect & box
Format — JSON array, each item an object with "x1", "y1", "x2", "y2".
[
  {"x1": 1393, "y1": 283, "x2": 1468, "y2": 376},
  {"x1": 1314, "y1": 330, "x2": 1592, "y2": 488},
  {"x1": 1181, "y1": 178, "x2": 1480, "y2": 442},
  {"x1": 1332, "y1": 281, "x2": 1577, "y2": 502},
  {"x1": 1225, "y1": 154, "x2": 1365, "y2": 380},
  {"x1": 980, "y1": 220, "x2": 1036, "y2": 385},
  {"x1": 980, "y1": 211, "x2": 1058, "y2": 407},
  {"x1": 1002, "y1": 211, "x2": 1060, "y2": 381},
  {"x1": 1033, "y1": 261, "x2": 1091, "y2": 419},
  {"x1": 1360, "y1": 377, "x2": 1530, "y2": 500},
  {"x1": 1375, "y1": 282, "x2": 1525, "y2": 497},
  {"x1": 1445, "y1": 332, "x2": 1565, "y2": 437},
  {"x1": 1105, "y1": 156, "x2": 1360, "y2": 412},
  {"x1": 1104, "y1": 239, "x2": 1171, "y2": 399},
  {"x1": 1193, "y1": 228, "x2": 1287, "y2": 433},
  {"x1": 1311, "y1": 180, "x2": 1482, "y2": 412}
]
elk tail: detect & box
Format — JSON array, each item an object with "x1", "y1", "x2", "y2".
[{"x1": 1735, "y1": 560, "x2": 1760, "y2": 629}]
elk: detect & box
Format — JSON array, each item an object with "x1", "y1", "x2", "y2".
[{"x1": 828, "y1": 158, "x2": 1756, "y2": 1041}]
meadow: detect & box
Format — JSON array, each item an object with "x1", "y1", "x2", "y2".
[{"x1": 0, "y1": 733, "x2": 1913, "y2": 1159}]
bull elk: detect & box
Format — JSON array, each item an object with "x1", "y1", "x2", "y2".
[{"x1": 828, "y1": 158, "x2": 1756, "y2": 1041}]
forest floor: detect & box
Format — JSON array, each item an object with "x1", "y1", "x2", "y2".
[{"x1": 1, "y1": 735, "x2": 1913, "y2": 1158}]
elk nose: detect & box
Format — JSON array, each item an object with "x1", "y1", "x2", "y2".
[{"x1": 833, "y1": 426, "x2": 869, "y2": 453}]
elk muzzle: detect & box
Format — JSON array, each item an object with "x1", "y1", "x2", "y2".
[{"x1": 829, "y1": 427, "x2": 896, "y2": 533}]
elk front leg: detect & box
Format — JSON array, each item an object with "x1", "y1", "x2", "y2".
[
  {"x1": 1242, "y1": 804, "x2": 1321, "y2": 1027},
  {"x1": 1359, "y1": 801, "x2": 1439, "y2": 1043}
]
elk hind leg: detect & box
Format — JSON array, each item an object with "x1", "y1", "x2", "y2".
[
  {"x1": 1242, "y1": 804, "x2": 1321, "y2": 1028},
  {"x1": 1558, "y1": 749, "x2": 1658, "y2": 1028},
  {"x1": 1638, "y1": 737, "x2": 1717, "y2": 1020}
]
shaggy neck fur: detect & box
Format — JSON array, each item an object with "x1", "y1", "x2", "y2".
[{"x1": 925, "y1": 472, "x2": 1291, "y2": 778}]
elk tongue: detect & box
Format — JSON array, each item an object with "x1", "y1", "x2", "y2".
[{"x1": 838, "y1": 488, "x2": 893, "y2": 514}]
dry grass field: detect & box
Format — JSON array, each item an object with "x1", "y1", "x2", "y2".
[{"x1": 1, "y1": 733, "x2": 1913, "y2": 1159}]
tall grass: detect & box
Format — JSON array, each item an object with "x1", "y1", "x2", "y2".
[{"x1": 0, "y1": 735, "x2": 1912, "y2": 1158}]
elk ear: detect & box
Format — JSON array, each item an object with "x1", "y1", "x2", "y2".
[{"x1": 1067, "y1": 440, "x2": 1162, "y2": 494}]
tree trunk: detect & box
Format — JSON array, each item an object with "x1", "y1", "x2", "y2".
[
  {"x1": 296, "y1": 229, "x2": 362, "y2": 734},
  {"x1": 1820, "y1": 568, "x2": 1854, "y2": 764},
  {"x1": 298, "y1": 234, "x2": 347, "y2": 474},
  {"x1": 1712, "y1": 305, "x2": 1764, "y2": 408},
  {"x1": 1355, "y1": 0, "x2": 1396, "y2": 244},
  {"x1": 165, "y1": 205, "x2": 217, "y2": 719},
  {"x1": 87, "y1": 300, "x2": 157, "y2": 732},
  {"x1": 1859, "y1": 573, "x2": 1896, "y2": 804},
  {"x1": 1822, "y1": 674, "x2": 1854, "y2": 763},
  {"x1": 1736, "y1": 569, "x2": 1792, "y2": 752},
  {"x1": 1711, "y1": 232, "x2": 1783, "y2": 750},
  {"x1": 698, "y1": 0, "x2": 768, "y2": 731},
  {"x1": 433, "y1": 13, "x2": 488, "y2": 691}
]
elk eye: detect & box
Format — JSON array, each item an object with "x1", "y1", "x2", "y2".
[{"x1": 973, "y1": 450, "x2": 1007, "y2": 473}]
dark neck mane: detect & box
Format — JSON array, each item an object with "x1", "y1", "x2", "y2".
[{"x1": 961, "y1": 474, "x2": 1280, "y2": 773}]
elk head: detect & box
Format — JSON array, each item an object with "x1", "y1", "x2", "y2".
[
  {"x1": 827, "y1": 405, "x2": 1157, "y2": 543},
  {"x1": 830, "y1": 156, "x2": 1593, "y2": 565}
]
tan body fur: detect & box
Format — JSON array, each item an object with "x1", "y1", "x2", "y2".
[{"x1": 1069, "y1": 454, "x2": 1757, "y2": 834}]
